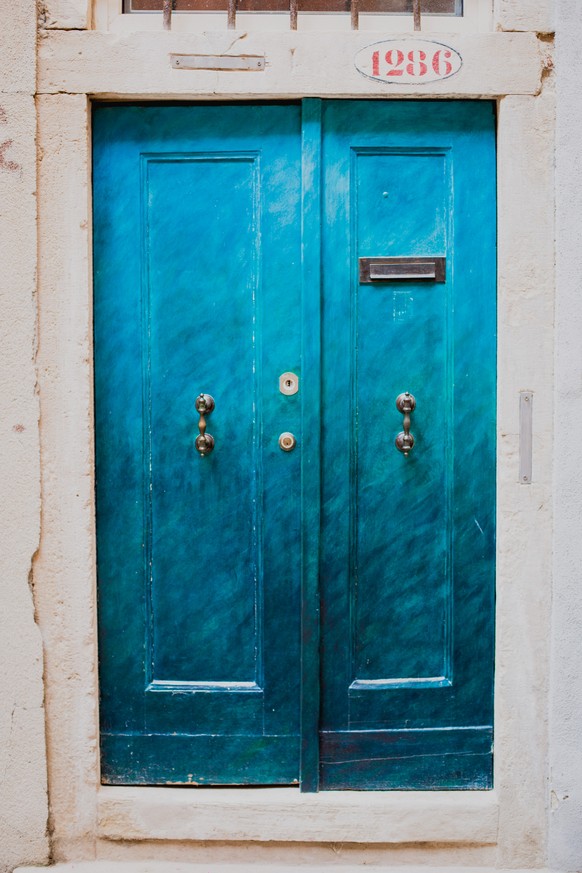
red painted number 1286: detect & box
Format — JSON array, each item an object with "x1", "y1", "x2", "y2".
[{"x1": 372, "y1": 47, "x2": 454, "y2": 78}]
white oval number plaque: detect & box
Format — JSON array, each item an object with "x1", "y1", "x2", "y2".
[{"x1": 355, "y1": 39, "x2": 462, "y2": 85}]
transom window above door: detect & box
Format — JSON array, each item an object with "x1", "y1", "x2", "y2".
[
  {"x1": 97, "y1": 0, "x2": 491, "y2": 33},
  {"x1": 125, "y1": 0, "x2": 461, "y2": 14},
  {"x1": 124, "y1": 0, "x2": 461, "y2": 30}
]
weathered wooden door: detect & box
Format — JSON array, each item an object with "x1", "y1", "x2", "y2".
[{"x1": 94, "y1": 100, "x2": 496, "y2": 790}]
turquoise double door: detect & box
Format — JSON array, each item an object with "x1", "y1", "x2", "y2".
[{"x1": 94, "y1": 100, "x2": 496, "y2": 790}]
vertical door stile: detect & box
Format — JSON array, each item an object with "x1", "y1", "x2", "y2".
[{"x1": 300, "y1": 98, "x2": 323, "y2": 793}]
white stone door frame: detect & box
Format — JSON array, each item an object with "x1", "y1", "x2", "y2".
[{"x1": 34, "y1": 16, "x2": 555, "y2": 865}]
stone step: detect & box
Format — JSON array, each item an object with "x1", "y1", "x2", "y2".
[{"x1": 15, "y1": 866, "x2": 559, "y2": 873}]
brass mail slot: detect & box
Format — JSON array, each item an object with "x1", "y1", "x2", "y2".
[{"x1": 359, "y1": 257, "x2": 446, "y2": 284}]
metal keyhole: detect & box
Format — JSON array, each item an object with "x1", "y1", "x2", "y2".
[
  {"x1": 279, "y1": 372, "x2": 299, "y2": 396},
  {"x1": 279, "y1": 432, "x2": 297, "y2": 452}
]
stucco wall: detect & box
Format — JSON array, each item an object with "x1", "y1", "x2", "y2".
[
  {"x1": 550, "y1": 2, "x2": 582, "y2": 870},
  {"x1": 0, "y1": 2, "x2": 50, "y2": 871},
  {"x1": 6, "y1": 0, "x2": 582, "y2": 870}
]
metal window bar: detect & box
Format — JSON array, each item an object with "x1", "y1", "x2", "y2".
[
  {"x1": 138, "y1": 0, "x2": 452, "y2": 28},
  {"x1": 413, "y1": 0, "x2": 421, "y2": 28},
  {"x1": 127, "y1": 0, "x2": 459, "y2": 13}
]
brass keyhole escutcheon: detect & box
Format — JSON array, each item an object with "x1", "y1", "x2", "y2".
[
  {"x1": 279, "y1": 372, "x2": 299, "y2": 396},
  {"x1": 279, "y1": 432, "x2": 297, "y2": 452}
]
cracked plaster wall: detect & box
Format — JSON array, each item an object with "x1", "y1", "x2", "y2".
[{"x1": 0, "y1": 1, "x2": 50, "y2": 871}]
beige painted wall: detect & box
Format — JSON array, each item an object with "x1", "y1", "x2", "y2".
[
  {"x1": 0, "y1": 2, "x2": 50, "y2": 872},
  {"x1": 494, "y1": 0, "x2": 553, "y2": 32},
  {"x1": 551, "y1": 1, "x2": 582, "y2": 869}
]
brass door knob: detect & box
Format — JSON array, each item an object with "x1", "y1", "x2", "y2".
[
  {"x1": 195, "y1": 393, "x2": 215, "y2": 456},
  {"x1": 395, "y1": 392, "x2": 416, "y2": 457}
]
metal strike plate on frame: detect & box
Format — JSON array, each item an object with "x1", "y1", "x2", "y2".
[
  {"x1": 359, "y1": 257, "x2": 446, "y2": 284},
  {"x1": 171, "y1": 54, "x2": 265, "y2": 71},
  {"x1": 519, "y1": 391, "x2": 533, "y2": 484}
]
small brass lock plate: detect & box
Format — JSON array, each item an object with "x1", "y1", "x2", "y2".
[
  {"x1": 279, "y1": 432, "x2": 297, "y2": 452},
  {"x1": 279, "y1": 372, "x2": 299, "y2": 396}
]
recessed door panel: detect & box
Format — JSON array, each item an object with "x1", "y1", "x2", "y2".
[
  {"x1": 353, "y1": 148, "x2": 450, "y2": 687},
  {"x1": 148, "y1": 154, "x2": 260, "y2": 686}
]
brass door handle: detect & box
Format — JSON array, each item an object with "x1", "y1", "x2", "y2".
[
  {"x1": 395, "y1": 392, "x2": 416, "y2": 457},
  {"x1": 195, "y1": 393, "x2": 215, "y2": 456}
]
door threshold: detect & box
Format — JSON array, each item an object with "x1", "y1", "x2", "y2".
[
  {"x1": 16, "y1": 867, "x2": 558, "y2": 873},
  {"x1": 96, "y1": 785, "x2": 499, "y2": 844}
]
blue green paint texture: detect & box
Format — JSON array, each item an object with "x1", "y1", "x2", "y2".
[{"x1": 93, "y1": 100, "x2": 496, "y2": 789}]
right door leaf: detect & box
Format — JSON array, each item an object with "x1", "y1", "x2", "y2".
[{"x1": 319, "y1": 100, "x2": 497, "y2": 790}]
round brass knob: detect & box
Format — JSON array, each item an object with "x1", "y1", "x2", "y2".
[{"x1": 395, "y1": 391, "x2": 416, "y2": 414}]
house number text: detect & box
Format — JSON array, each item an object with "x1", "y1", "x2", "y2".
[{"x1": 355, "y1": 40, "x2": 462, "y2": 85}]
